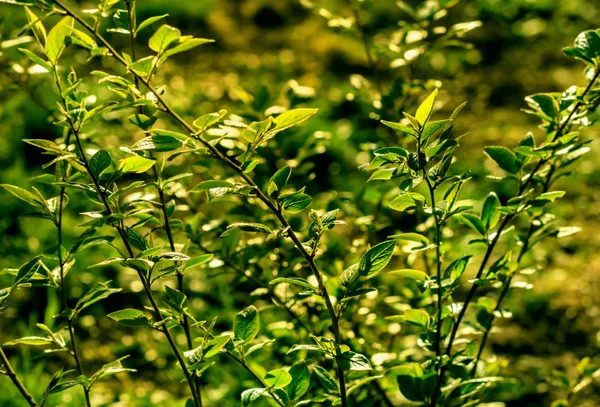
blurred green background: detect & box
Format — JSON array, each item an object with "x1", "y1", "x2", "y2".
[{"x1": 1, "y1": 0, "x2": 600, "y2": 406}]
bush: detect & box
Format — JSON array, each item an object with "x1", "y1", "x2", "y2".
[{"x1": 0, "y1": 1, "x2": 599, "y2": 406}]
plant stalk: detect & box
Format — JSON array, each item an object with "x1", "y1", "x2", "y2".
[
  {"x1": 0, "y1": 345, "x2": 38, "y2": 407},
  {"x1": 51, "y1": 70, "x2": 202, "y2": 407}
]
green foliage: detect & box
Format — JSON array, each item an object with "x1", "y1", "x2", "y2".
[{"x1": 0, "y1": 1, "x2": 599, "y2": 407}]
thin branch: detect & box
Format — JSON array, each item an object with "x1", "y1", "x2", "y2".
[
  {"x1": 0, "y1": 345, "x2": 38, "y2": 407},
  {"x1": 50, "y1": 68, "x2": 201, "y2": 407},
  {"x1": 122, "y1": 1, "x2": 202, "y2": 403},
  {"x1": 55, "y1": 129, "x2": 92, "y2": 407}
]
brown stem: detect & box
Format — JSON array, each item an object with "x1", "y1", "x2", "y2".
[{"x1": 0, "y1": 345, "x2": 38, "y2": 406}]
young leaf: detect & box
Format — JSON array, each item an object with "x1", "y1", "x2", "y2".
[
  {"x1": 221, "y1": 223, "x2": 272, "y2": 237},
  {"x1": 389, "y1": 269, "x2": 429, "y2": 282},
  {"x1": 358, "y1": 240, "x2": 396, "y2": 277},
  {"x1": 241, "y1": 388, "x2": 269, "y2": 407},
  {"x1": 481, "y1": 192, "x2": 500, "y2": 229},
  {"x1": 264, "y1": 369, "x2": 292, "y2": 388},
  {"x1": 190, "y1": 180, "x2": 235, "y2": 194},
  {"x1": 337, "y1": 351, "x2": 372, "y2": 371},
  {"x1": 1, "y1": 184, "x2": 43, "y2": 208},
  {"x1": 149, "y1": 24, "x2": 180, "y2": 54},
  {"x1": 286, "y1": 362, "x2": 310, "y2": 400},
  {"x1": 415, "y1": 88, "x2": 438, "y2": 126},
  {"x1": 484, "y1": 146, "x2": 519, "y2": 174},
  {"x1": 313, "y1": 365, "x2": 339, "y2": 393},
  {"x1": 269, "y1": 277, "x2": 315, "y2": 291},
  {"x1": 269, "y1": 108, "x2": 318, "y2": 136},
  {"x1": 132, "y1": 135, "x2": 183, "y2": 152},
  {"x1": 45, "y1": 16, "x2": 73, "y2": 64},
  {"x1": 24, "y1": 7, "x2": 47, "y2": 46},
  {"x1": 279, "y1": 192, "x2": 313, "y2": 213},
  {"x1": 118, "y1": 156, "x2": 156, "y2": 174},
  {"x1": 73, "y1": 282, "x2": 121, "y2": 318},
  {"x1": 136, "y1": 14, "x2": 169, "y2": 34},
  {"x1": 89, "y1": 150, "x2": 111, "y2": 178},
  {"x1": 404, "y1": 309, "x2": 430, "y2": 328},
  {"x1": 234, "y1": 305, "x2": 260, "y2": 342},
  {"x1": 268, "y1": 166, "x2": 292, "y2": 198},
  {"x1": 107, "y1": 309, "x2": 149, "y2": 327}
]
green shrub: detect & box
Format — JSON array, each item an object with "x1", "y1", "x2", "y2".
[{"x1": 0, "y1": 1, "x2": 599, "y2": 406}]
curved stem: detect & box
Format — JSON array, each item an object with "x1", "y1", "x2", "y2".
[
  {"x1": 51, "y1": 71, "x2": 201, "y2": 407},
  {"x1": 52, "y1": 3, "x2": 349, "y2": 403},
  {"x1": 0, "y1": 345, "x2": 38, "y2": 406},
  {"x1": 55, "y1": 128, "x2": 92, "y2": 407},
  {"x1": 123, "y1": 1, "x2": 202, "y2": 403}
]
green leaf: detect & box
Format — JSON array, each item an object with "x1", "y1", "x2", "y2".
[
  {"x1": 347, "y1": 375, "x2": 383, "y2": 396},
  {"x1": 89, "y1": 150, "x2": 111, "y2": 178},
  {"x1": 73, "y1": 282, "x2": 121, "y2": 318},
  {"x1": 286, "y1": 362, "x2": 310, "y2": 400},
  {"x1": 389, "y1": 192, "x2": 425, "y2": 212},
  {"x1": 136, "y1": 15, "x2": 169, "y2": 34},
  {"x1": 45, "y1": 16, "x2": 73, "y2": 64},
  {"x1": 132, "y1": 135, "x2": 183, "y2": 152},
  {"x1": 190, "y1": 180, "x2": 234, "y2": 193},
  {"x1": 481, "y1": 192, "x2": 500, "y2": 229},
  {"x1": 149, "y1": 24, "x2": 180, "y2": 54},
  {"x1": 404, "y1": 309, "x2": 430, "y2": 328},
  {"x1": 388, "y1": 233, "x2": 429, "y2": 246},
  {"x1": 563, "y1": 30, "x2": 600, "y2": 64},
  {"x1": 389, "y1": 269, "x2": 428, "y2": 282},
  {"x1": 203, "y1": 336, "x2": 230, "y2": 359},
  {"x1": 368, "y1": 168, "x2": 395, "y2": 181},
  {"x1": 269, "y1": 108, "x2": 318, "y2": 136},
  {"x1": 268, "y1": 166, "x2": 291, "y2": 198},
  {"x1": 128, "y1": 56, "x2": 156, "y2": 77},
  {"x1": 24, "y1": 7, "x2": 47, "y2": 46},
  {"x1": 279, "y1": 191, "x2": 312, "y2": 214},
  {"x1": 221, "y1": 222, "x2": 272, "y2": 237},
  {"x1": 163, "y1": 37, "x2": 214, "y2": 58},
  {"x1": 126, "y1": 228, "x2": 149, "y2": 251},
  {"x1": 531, "y1": 191, "x2": 566, "y2": 206},
  {"x1": 338, "y1": 351, "x2": 372, "y2": 371},
  {"x1": 89, "y1": 356, "x2": 135, "y2": 384},
  {"x1": 234, "y1": 305, "x2": 260, "y2": 342},
  {"x1": 484, "y1": 146, "x2": 519, "y2": 174},
  {"x1": 182, "y1": 254, "x2": 213, "y2": 271},
  {"x1": 416, "y1": 88, "x2": 438, "y2": 126},
  {"x1": 313, "y1": 365, "x2": 339, "y2": 392},
  {"x1": 421, "y1": 119, "x2": 452, "y2": 141},
  {"x1": 380, "y1": 120, "x2": 419, "y2": 138},
  {"x1": 193, "y1": 110, "x2": 227, "y2": 132},
  {"x1": 1, "y1": 184, "x2": 43, "y2": 208},
  {"x1": 458, "y1": 213, "x2": 486, "y2": 236},
  {"x1": 241, "y1": 388, "x2": 269, "y2": 407},
  {"x1": 358, "y1": 240, "x2": 395, "y2": 277},
  {"x1": 270, "y1": 277, "x2": 315, "y2": 291},
  {"x1": 107, "y1": 309, "x2": 149, "y2": 327},
  {"x1": 264, "y1": 369, "x2": 292, "y2": 388},
  {"x1": 3, "y1": 336, "x2": 53, "y2": 346},
  {"x1": 13, "y1": 256, "x2": 42, "y2": 286},
  {"x1": 395, "y1": 364, "x2": 435, "y2": 403},
  {"x1": 18, "y1": 48, "x2": 53, "y2": 73},
  {"x1": 118, "y1": 156, "x2": 156, "y2": 174},
  {"x1": 444, "y1": 256, "x2": 471, "y2": 280}
]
